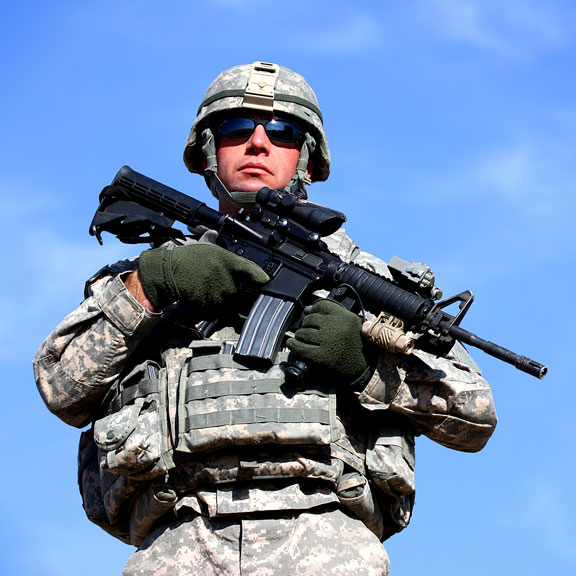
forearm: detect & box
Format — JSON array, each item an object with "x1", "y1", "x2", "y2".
[
  {"x1": 358, "y1": 342, "x2": 497, "y2": 452},
  {"x1": 34, "y1": 270, "x2": 162, "y2": 427},
  {"x1": 124, "y1": 267, "x2": 156, "y2": 312}
]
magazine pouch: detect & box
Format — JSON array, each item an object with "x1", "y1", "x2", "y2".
[{"x1": 93, "y1": 360, "x2": 171, "y2": 478}]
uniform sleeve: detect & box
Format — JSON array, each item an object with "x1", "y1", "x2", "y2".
[
  {"x1": 327, "y1": 233, "x2": 498, "y2": 453},
  {"x1": 357, "y1": 342, "x2": 497, "y2": 452},
  {"x1": 33, "y1": 266, "x2": 162, "y2": 428}
]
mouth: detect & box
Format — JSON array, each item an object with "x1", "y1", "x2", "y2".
[{"x1": 239, "y1": 163, "x2": 272, "y2": 176}]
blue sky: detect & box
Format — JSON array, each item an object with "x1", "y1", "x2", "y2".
[{"x1": 1, "y1": 1, "x2": 575, "y2": 574}]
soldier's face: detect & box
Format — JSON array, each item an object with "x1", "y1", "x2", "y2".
[{"x1": 215, "y1": 114, "x2": 309, "y2": 210}]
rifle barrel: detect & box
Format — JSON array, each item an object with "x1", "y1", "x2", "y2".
[{"x1": 450, "y1": 325, "x2": 547, "y2": 379}]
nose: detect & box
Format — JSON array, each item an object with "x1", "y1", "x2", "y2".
[{"x1": 247, "y1": 123, "x2": 271, "y2": 153}]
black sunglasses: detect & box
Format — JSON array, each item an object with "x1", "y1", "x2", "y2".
[{"x1": 218, "y1": 117, "x2": 304, "y2": 144}]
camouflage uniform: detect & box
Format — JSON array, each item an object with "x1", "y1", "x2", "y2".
[
  {"x1": 122, "y1": 509, "x2": 390, "y2": 576},
  {"x1": 34, "y1": 227, "x2": 496, "y2": 576},
  {"x1": 34, "y1": 62, "x2": 497, "y2": 575}
]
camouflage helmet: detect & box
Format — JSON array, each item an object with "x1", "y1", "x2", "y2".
[{"x1": 183, "y1": 61, "x2": 330, "y2": 183}]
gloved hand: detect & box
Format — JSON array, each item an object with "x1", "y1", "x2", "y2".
[
  {"x1": 286, "y1": 299, "x2": 374, "y2": 386},
  {"x1": 138, "y1": 243, "x2": 269, "y2": 311}
]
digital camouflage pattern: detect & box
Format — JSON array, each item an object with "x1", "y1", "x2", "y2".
[
  {"x1": 34, "y1": 227, "x2": 497, "y2": 575},
  {"x1": 122, "y1": 508, "x2": 390, "y2": 576}
]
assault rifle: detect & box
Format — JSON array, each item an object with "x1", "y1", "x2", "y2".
[{"x1": 89, "y1": 166, "x2": 547, "y2": 380}]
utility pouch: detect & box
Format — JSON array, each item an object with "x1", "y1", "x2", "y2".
[
  {"x1": 93, "y1": 360, "x2": 172, "y2": 478},
  {"x1": 337, "y1": 471, "x2": 384, "y2": 539},
  {"x1": 365, "y1": 425, "x2": 415, "y2": 541},
  {"x1": 77, "y1": 427, "x2": 131, "y2": 543},
  {"x1": 129, "y1": 483, "x2": 178, "y2": 546}
]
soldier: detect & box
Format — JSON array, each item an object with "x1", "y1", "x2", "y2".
[{"x1": 34, "y1": 62, "x2": 497, "y2": 575}]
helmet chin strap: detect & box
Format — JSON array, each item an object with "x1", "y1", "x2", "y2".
[
  {"x1": 201, "y1": 128, "x2": 316, "y2": 208},
  {"x1": 284, "y1": 132, "x2": 315, "y2": 200}
]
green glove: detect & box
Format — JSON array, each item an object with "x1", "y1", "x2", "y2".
[
  {"x1": 286, "y1": 299, "x2": 374, "y2": 386},
  {"x1": 138, "y1": 243, "x2": 269, "y2": 310}
]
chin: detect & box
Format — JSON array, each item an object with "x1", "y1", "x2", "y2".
[{"x1": 233, "y1": 181, "x2": 270, "y2": 193}]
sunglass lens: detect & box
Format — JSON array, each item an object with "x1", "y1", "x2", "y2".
[
  {"x1": 266, "y1": 120, "x2": 303, "y2": 143},
  {"x1": 219, "y1": 118, "x2": 254, "y2": 139},
  {"x1": 219, "y1": 118, "x2": 303, "y2": 143}
]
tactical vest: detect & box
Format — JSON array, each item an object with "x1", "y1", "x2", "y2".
[
  {"x1": 79, "y1": 328, "x2": 415, "y2": 546},
  {"x1": 92, "y1": 331, "x2": 364, "y2": 476},
  {"x1": 78, "y1": 229, "x2": 415, "y2": 545}
]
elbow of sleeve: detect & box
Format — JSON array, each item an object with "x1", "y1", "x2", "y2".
[
  {"x1": 453, "y1": 384, "x2": 499, "y2": 452},
  {"x1": 459, "y1": 409, "x2": 498, "y2": 453},
  {"x1": 431, "y1": 421, "x2": 497, "y2": 453},
  {"x1": 427, "y1": 405, "x2": 498, "y2": 453},
  {"x1": 467, "y1": 419, "x2": 498, "y2": 453},
  {"x1": 34, "y1": 354, "x2": 98, "y2": 428}
]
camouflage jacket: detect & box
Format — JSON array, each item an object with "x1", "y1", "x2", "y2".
[{"x1": 34, "y1": 228, "x2": 497, "y2": 544}]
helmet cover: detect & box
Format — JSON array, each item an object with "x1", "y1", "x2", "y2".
[{"x1": 183, "y1": 61, "x2": 330, "y2": 182}]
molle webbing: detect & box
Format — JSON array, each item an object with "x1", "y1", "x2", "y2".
[
  {"x1": 183, "y1": 378, "x2": 330, "y2": 402},
  {"x1": 176, "y1": 349, "x2": 337, "y2": 454},
  {"x1": 183, "y1": 374, "x2": 332, "y2": 429},
  {"x1": 106, "y1": 363, "x2": 159, "y2": 414},
  {"x1": 186, "y1": 407, "x2": 332, "y2": 430}
]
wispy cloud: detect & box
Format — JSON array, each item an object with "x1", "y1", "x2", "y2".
[
  {"x1": 432, "y1": 0, "x2": 498, "y2": 50},
  {"x1": 1, "y1": 220, "x2": 135, "y2": 363},
  {"x1": 209, "y1": 4, "x2": 383, "y2": 54},
  {"x1": 472, "y1": 144, "x2": 534, "y2": 198},
  {"x1": 302, "y1": 13, "x2": 382, "y2": 54},
  {"x1": 470, "y1": 140, "x2": 575, "y2": 219},
  {"x1": 413, "y1": 136, "x2": 572, "y2": 211},
  {"x1": 429, "y1": 0, "x2": 572, "y2": 58}
]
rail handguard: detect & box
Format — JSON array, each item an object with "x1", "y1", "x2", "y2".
[{"x1": 89, "y1": 166, "x2": 548, "y2": 380}]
